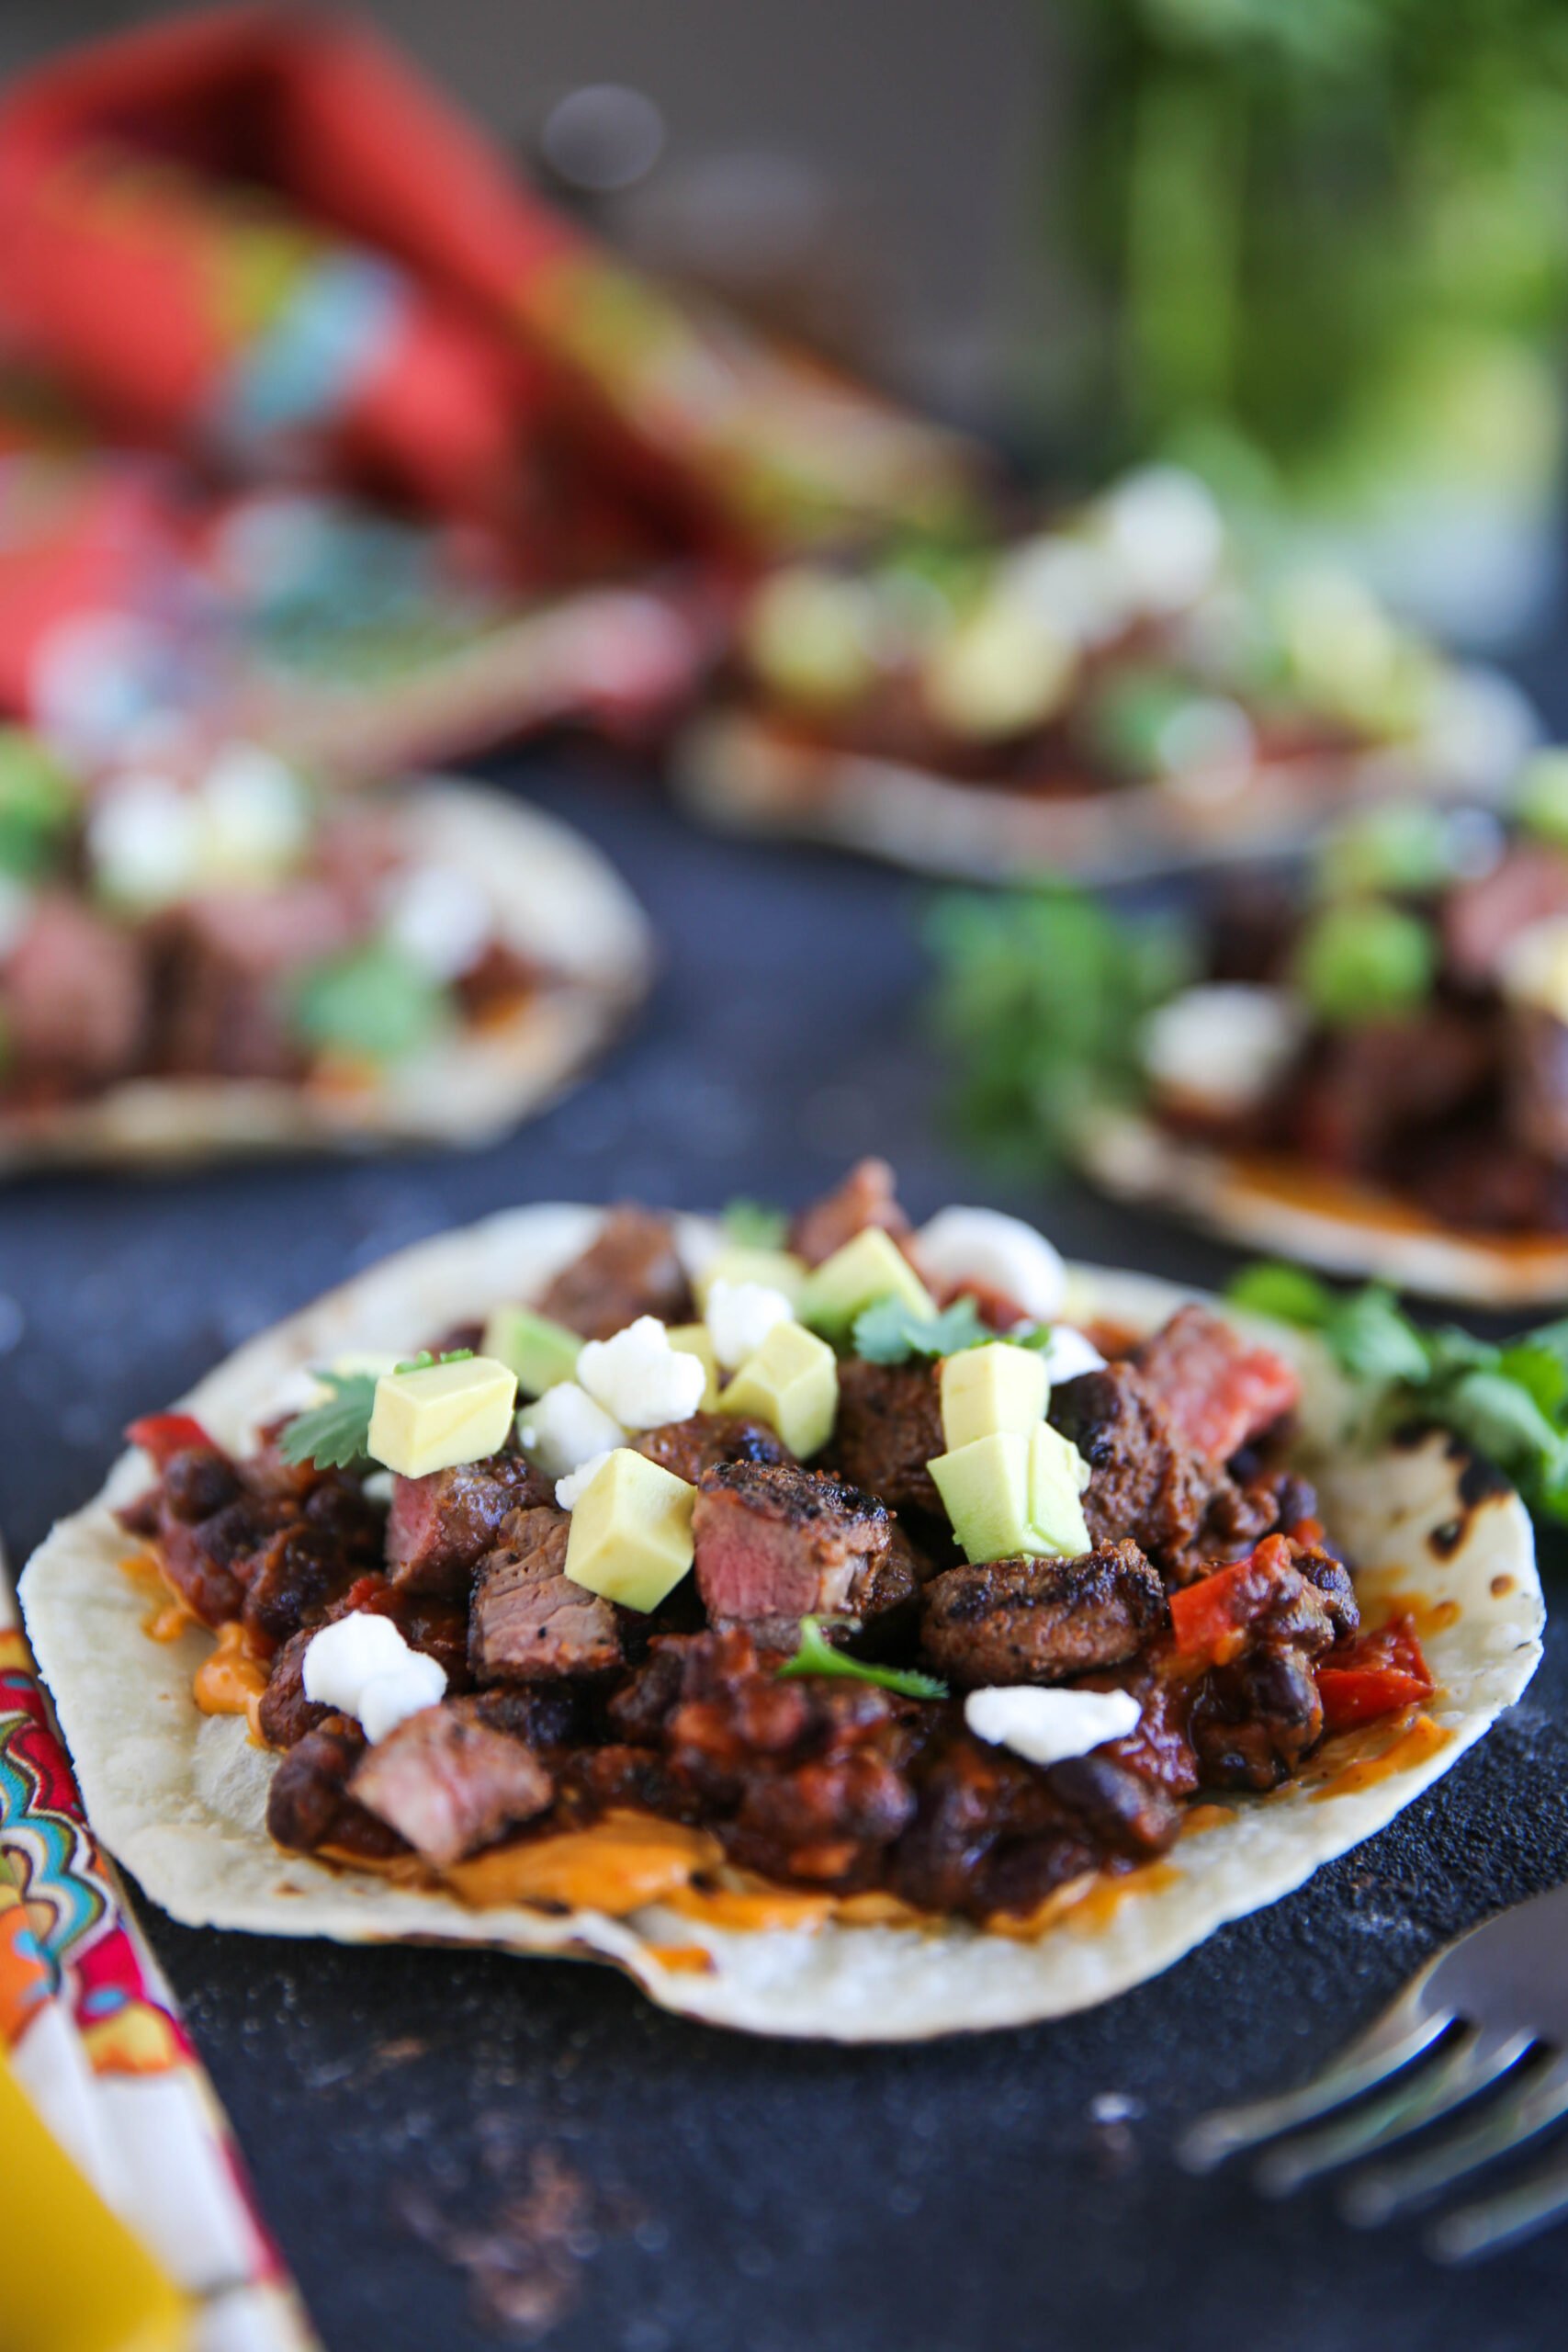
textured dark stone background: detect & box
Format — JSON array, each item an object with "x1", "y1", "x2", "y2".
[{"x1": 4, "y1": 714, "x2": 1568, "y2": 2351}]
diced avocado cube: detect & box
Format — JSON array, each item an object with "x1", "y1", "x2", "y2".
[
  {"x1": 481, "y1": 1303, "x2": 582, "y2": 1398},
  {"x1": 367, "y1": 1355, "x2": 518, "y2": 1479},
  {"x1": 693, "y1": 1244, "x2": 807, "y2": 1310},
  {"x1": 564, "y1": 1448, "x2": 695, "y2": 1612},
  {"x1": 797, "y1": 1228, "x2": 936, "y2": 1342},
  {"x1": 718, "y1": 1322, "x2": 839, "y2": 1458},
  {"x1": 667, "y1": 1322, "x2": 721, "y2": 1409},
  {"x1": 1029, "y1": 1422, "x2": 1091, "y2": 1556},
  {"x1": 940, "y1": 1342, "x2": 1049, "y2": 1451},
  {"x1": 929, "y1": 1431, "x2": 1053, "y2": 1564}
]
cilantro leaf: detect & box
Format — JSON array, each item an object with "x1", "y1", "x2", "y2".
[
  {"x1": 277, "y1": 1350, "x2": 476, "y2": 1471},
  {"x1": 852, "y1": 1293, "x2": 990, "y2": 1363},
  {"x1": 723, "y1": 1198, "x2": 788, "y2": 1248},
  {"x1": 776, "y1": 1615, "x2": 948, "y2": 1700},
  {"x1": 1225, "y1": 1261, "x2": 1568, "y2": 1524},
  {"x1": 929, "y1": 881, "x2": 1190, "y2": 1170},
  {"x1": 277, "y1": 1370, "x2": 378, "y2": 1470}
]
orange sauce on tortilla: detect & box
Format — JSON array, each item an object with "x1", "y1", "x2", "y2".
[
  {"x1": 663, "y1": 1883, "x2": 837, "y2": 1933},
  {"x1": 444, "y1": 1813, "x2": 723, "y2": 1915},
  {"x1": 1179, "y1": 1804, "x2": 1235, "y2": 1839},
  {"x1": 120, "y1": 1551, "x2": 197, "y2": 1644},
  {"x1": 192, "y1": 1622, "x2": 270, "y2": 1741},
  {"x1": 988, "y1": 1860, "x2": 1181, "y2": 1942},
  {"x1": 1359, "y1": 1585, "x2": 1461, "y2": 1642},
  {"x1": 1309, "y1": 1713, "x2": 1452, "y2": 1803},
  {"x1": 643, "y1": 1945, "x2": 717, "y2": 1975}
]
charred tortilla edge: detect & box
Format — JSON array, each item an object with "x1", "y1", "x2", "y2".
[{"x1": 19, "y1": 1208, "x2": 1544, "y2": 2041}]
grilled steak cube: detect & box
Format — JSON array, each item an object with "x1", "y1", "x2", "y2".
[
  {"x1": 1049, "y1": 1363, "x2": 1212, "y2": 1558},
  {"x1": 790, "y1": 1157, "x2": 909, "y2": 1267},
  {"x1": 831, "y1": 1359, "x2": 944, "y2": 1517},
  {"x1": 1132, "y1": 1305, "x2": 1300, "y2": 1465},
  {"x1": 265, "y1": 1718, "x2": 409, "y2": 1861},
  {"x1": 537, "y1": 1205, "x2": 691, "y2": 1339},
  {"x1": 635, "y1": 1411, "x2": 791, "y2": 1484},
  {"x1": 385, "y1": 1452, "x2": 549, "y2": 1598},
  {"x1": 692, "y1": 1462, "x2": 890, "y2": 1634},
  {"x1": 349, "y1": 1699, "x2": 554, "y2": 1866},
  {"x1": 469, "y1": 1506, "x2": 624, "y2": 1681},
  {"x1": 920, "y1": 1541, "x2": 1167, "y2": 1687}
]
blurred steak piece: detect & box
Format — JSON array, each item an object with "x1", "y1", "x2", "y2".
[
  {"x1": 537, "y1": 1206, "x2": 691, "y2": 1339},
  {"x1": 635, "y1": 1411, "x2": 790, "y2": 1484},
  {"x1": 1131, "y1": 1306, "x2": 1299, "y2": 1464},
  {"x1": 832, "y1": 1358, "x2": 944, "y2": 1517},
  {"x1": 3, "y1": 894, "x2": 148, "y2": 1083},
  {"x1": 790, "y1": 1158, "x2": 909, "y2": 1267}
]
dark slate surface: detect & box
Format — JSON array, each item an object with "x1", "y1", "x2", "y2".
[{"x1": 4, "y1": 744, "x2": 1567, "y2": 2352}]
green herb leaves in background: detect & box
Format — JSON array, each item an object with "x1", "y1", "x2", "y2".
[
  {"x1": 0, "y1": 730, "x2": 77, "y2": 881},
  {"x1": 777, "y1": 1614, "x2": 948, "y2": 1700},
  {"x1": 289, "y1": 941, "x2": 447, "y2": 1065},
  {"x1": 928, "y1": 882, "x2": 1189, "y2": 1169},
  {"x1": 278, "y1": 1350, "x2": 474, "y2": 1471},
  {"x1": 1228, "y1": 1263, "x2": 1568, "y2": 1521}
]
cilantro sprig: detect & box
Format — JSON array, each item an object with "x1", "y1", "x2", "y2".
[
  {"x1": 1227, "y1": 1264, "x2": 1568, "y2": 1521},
  {"x1": 776, "y1": 1615, "x2": 948, "y2": 1700},
  {"x1": 278, "y1": 1350, "x2": 473, "y2": 1472},
  {"x1": 723, "y1": 1197, "x2": 789, "y2": 1248},
  {"x1": 929, "y1": 882, "x2": 1189, "y2": 1169},
  {"x1": 852, "y1": 1293, "x2": 990, "y2": 1363}
]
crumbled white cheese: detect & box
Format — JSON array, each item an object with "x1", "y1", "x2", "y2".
[
  {"x1": 576, "y1": 1316, "x2": 706, "y2": 1430},
  {"x1": 356, "y1": 1655, "x2": 448, "y2": 1743},
  {"x1": 964, "y1": 1685, "x2": 1141, "y2": 1770},
  {"x1": 1141, "y1": 983, "x2": 1303, "y2": 1116},
  {"x1": 555, "y1": 1447, "x2": 618, "y2": 1511},
  {"x1": 199, "y1": 741, "x2": 311, "y2": 882},
  {"x1": 997, "y1": 534, "x2": 1131, "y2": 650},
  {"x1": 516, "y1": 1381, "x2": 625, "y2": 1479},
  {"x1": 383, "y1": 862, "x2": 495, "y2": 979},
  {"x1": 1027, "y1": 1326, "x2": 1107, "y2": 1388},
  {"x1": 301, "y1": 1611, "x2": 447, "y2": 1743},
  {"x1": 705, "y1": 1277, "x2": 795, "y2": 1372},
  {"x1": 86, "y1": 775, "x2": 204, "y2": 909},
  {"x1": 1094, "y1": 466, "x2": 1224, "y2": 613},
  {"x1": 914, "y1": 1207, "x2": 1066, "y2": 1322}
]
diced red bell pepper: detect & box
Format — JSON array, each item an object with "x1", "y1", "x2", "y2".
[
  {"x1": 1168, "y1": 1535, "x2": 1295, "y2": 1670},
  {"x1": 125, "y1": 1411, "x2": 217, "y2": 1468},
  {"x1": 1316, "y1": 1616, "x2": 1434, "y2": 1735}
]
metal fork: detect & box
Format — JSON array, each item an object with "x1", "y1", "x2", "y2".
[{"x1": 1179, "y1": 1880, "x2": 1568, "y2": 2263}]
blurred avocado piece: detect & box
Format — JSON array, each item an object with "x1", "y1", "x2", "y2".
[
  {"x1": 1274, "y1": 568, "x2": 1437, "y2": 739},
  {"x1": 290, "y1": 940, "x2": 447, "y2": 1062},
  {"x1": 1316, "y1": 803, "x2": 1458, "y2": 898},
  {"x1": 481, "y1": 1304, "x2": 582, "y2": 1398},
  {"x1": 0, "y1": 729, "x2": 76, "y2": 879},
  {"x1": 1294, "y1": 899, "x2": 1437, "y2": 1026},
  {"x1": 1515, "y1": 749, "x2": 1568, "y2": 851},
  {"x1": 742, "y1": 566, "x2": 883, "y2": 710},
  {"x1": 922, "y1": 597, "x2": 1077, "y2": 741}
]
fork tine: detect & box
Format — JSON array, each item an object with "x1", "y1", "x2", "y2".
[
  {"x1": 1254, "y1": 2029, "x2": 1535, "y2": 2199},
  {"x1": 1177, "y1": 1990, "x2": 1450, "y2": 2174},
  {"x1": 1427, "y1": 2142, "x2": 1568, "y2": 2265},
  {"x1": 1343, "y1": 2055, "x2": 1568, "y2": 2226}
]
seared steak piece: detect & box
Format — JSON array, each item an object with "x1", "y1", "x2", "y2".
[
  {"x1": 1287, "y1": 1012, "x2": 1492, "y2": 1185},
  {"x1": 790, "y1": 1157, "x2": 909, "y2": 1266},
  {"x1": 349, "y1": 1699, "x2": 554, "y2": 1867},
  {"x1": 469, "y1": 1507, "x2": 624, "y2": 1681},
  {"x1": 265, "y1": 1718, "x2": 409, "y2": 1862},
  {"x1": 1132, "y1": 1305, "x2": 1300, "y2": 1465},
  {"x1": 158, "y1": 1493, "x2": 294, "y2": 1627},
  {"x1": 831, "y1": 1359, "x2": 944, "y2": 1517},
  {"x1": 920, "y1": 1542, "x2": 1166, "y2": 1687},
  {"x1": 635, "y1": 1411, "x2": 790, "y2": 1484},
  {"x1": 1506, "y1": 1006, "x2": 1568, "y2": 1164},
  {"x1": 385, "y1": 1452, "x2": 549, "y2": 1598},
  {"x1": 2, "y1": 894, "x2": 148, "y2": 1084},
  {"x1": 257, "y1": 1626, "x2": 331, "y2": 1749},
  {"x1": 1049, "y1": 1363, "x2": 1211, "y2": 1559},
  {"x1": 693, "y1": 1463, "x2": 890, "y2": 1634},
  {"x1": 537, "y1": 1205, "x2": 691, "y2": 1339}
]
